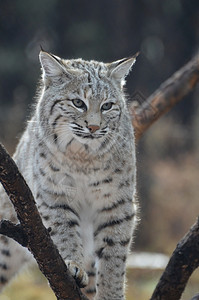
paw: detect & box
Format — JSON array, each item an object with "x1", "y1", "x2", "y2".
[{"x1": 65, "y1": 260, "x2": 88, "y2": 288}]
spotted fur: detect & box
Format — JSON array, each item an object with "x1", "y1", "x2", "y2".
[{"x1": 0, "y1": 51, "x2": 138, "y2": 299}]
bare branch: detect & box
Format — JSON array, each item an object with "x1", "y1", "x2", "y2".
[
  {"x1": 150, "y1": 217, "x2": 199, "y2": 300},
  {"x1": 131, "y1": 53, "x2": 199, "y2": 140},
  {"x1": 0, "y1": 143, "x2": 88, "y2": 300},
  {"x1": 0, "y1": 220, "x2": 28, "y2": 247}
]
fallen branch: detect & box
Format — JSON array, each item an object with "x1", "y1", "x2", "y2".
[
  {"x1": 150, "y1": 218, "x2": 199, "y2": 300},
  {"x1": 0, "y1": 144, "x2": 88, "y2": 300},
  {"x1": 131, "y1": 53, "x2": 199, "y2": 140}
]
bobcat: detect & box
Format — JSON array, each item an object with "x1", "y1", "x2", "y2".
[{"x1": 0, "y1": 51, "x2": 138, "y2": 300}]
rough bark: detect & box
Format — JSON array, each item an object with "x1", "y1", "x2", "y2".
[
  {"x1": 0, "y1": 220, "x2": 28, "y2": 246},
  {"x1": 0, "y1": 144, "x2": 88, "y2": 300},
  {"x1": 150, "y1": 218, "x2": 199, "y2": 300},
  {"x1": 131, "y1": 53, "x2": 199, "y2": 140}
]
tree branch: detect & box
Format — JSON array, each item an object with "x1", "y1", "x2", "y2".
[
  {"x1": 0, "y1": 220, "x2": 28, "y2": 247},
  {"x1": 150, "y1": 218, "x2": 199, "y2": 300},
  {"x1": 0, "y1": 144, "x2": 88, "y2": 300},
  {"x1": 131, "y1": 53, "x2": 199, "y2": 140}
]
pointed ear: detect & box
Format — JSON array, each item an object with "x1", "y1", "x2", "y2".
[
  {"x1": 39, "y1": 51, "x2": 66, "y2": 78},
  {"x1": 108, "y1": 52, "x2": 139, "y2": 86}
]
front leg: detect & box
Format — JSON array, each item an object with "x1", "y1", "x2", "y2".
[
  {"x1": 94, "y1": 205, "x2": 136, "y2": 300},
  {"x1": 38, "y1": 199, "x2": 88, "y2": 288}
]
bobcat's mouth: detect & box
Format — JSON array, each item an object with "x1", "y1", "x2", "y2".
[
  {"x1": 69, "y1": 123, "x2": 108, "y2": 144},
  {"x1": 74, "y1": 132, "x2": 102, "y2": 139}
]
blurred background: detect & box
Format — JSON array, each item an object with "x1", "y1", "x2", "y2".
[{"x1": 0, "y1": 0, "x2": 199, "y2": 299}]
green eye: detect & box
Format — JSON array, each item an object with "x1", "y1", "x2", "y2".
[
  {"x1": 72, "y1": 99, "x2": 87, "y2": 111},
  {"x1": 101, "y1": 102, "x2": 113, "y2": 111}
]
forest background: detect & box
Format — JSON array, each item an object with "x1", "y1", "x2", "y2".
[{"x1": 0, "y1": 1, "x2": 199, "y2": 299}]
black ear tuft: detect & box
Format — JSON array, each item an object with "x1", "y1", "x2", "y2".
[{"x1": 40, "y1": 45, "x2": 45, "y2": 52}]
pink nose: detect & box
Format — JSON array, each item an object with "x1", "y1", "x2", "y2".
[{"x1": 88, "y1": 125, "x2": 100, "y2": 133}]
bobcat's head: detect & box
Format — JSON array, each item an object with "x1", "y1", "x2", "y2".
[{"x1": 38, "y1": 51, "x2": 137, "y2": 153}]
